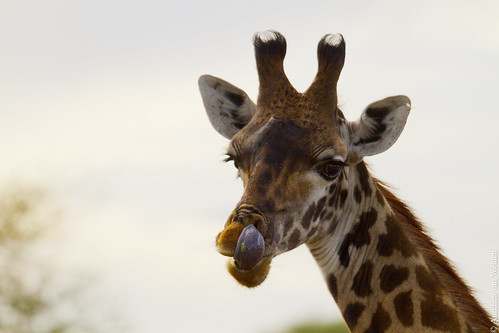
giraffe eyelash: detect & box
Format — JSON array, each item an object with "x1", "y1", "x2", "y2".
[{"x1": 224, "y1": 154, "x2": 240, "y2": 170}]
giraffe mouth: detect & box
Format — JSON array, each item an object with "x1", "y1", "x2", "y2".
[
  {"x1": 226, "y1": 256, "x2": 272, "y2": 288},
  {"x1": 215, "y1": 205, "x2": 273, "y2": 258},
  {"x1": 215, "y1": 205, "x2": 275, "y2": 287}
]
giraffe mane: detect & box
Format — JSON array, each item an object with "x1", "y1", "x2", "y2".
[{"x1": 374, "y1": 177, "x2": 493, "y2": 332}]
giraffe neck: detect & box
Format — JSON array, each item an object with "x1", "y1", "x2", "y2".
[{"x1": 306, "y1": 162, "x2": 492, "y2": 333}]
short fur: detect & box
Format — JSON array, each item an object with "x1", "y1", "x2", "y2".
[{"x1": 375, "y1": 178, "x2": 493, "y2": 331}]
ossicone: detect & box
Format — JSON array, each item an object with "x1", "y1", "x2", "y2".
[
  {"x1": 253, "y1": 30, "x2": 296, "y2": 104},
  {"x1": 317, "y1": 33, "x2": 345, "y2": 79},
  {"x1": 253, "y1": 30, "x2": 287, "y2": 64},
  {"x1": 305, "y1": 33, "x2": 346, "y2": 110}
]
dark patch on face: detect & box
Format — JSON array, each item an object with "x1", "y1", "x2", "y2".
[
  {"x1": 377, "y1": 214, "x2": 416, "y2": 258},
  {"x1": 364, "y1": 302, "x2": 392, "y2": 333},
  {"x1": 306, "y1": 225, "x2": 318, "y2": 239},
  {"x1": 223, "y1": 91, "x2": 245, "y2": 107},
  {"x1": 343, "y1": 302, "x2": 365, "y2": 329},
  {"x1": 354, "y1": 185, "x2": 362, "y2": 203},
  {"x1": 415, "y1": 265, "x2": 440, "y2": 294},
  {"x1": 327, "y1": 273, "x2": 338, "y2": 300},
  {"x1": 393, "y1": 290, "x2": 414, "y2": 326},
  {"x1": 260, "y1": 199, "x2": 276, "y2": 214},
  {"x1": 256, "y1": 169, "x2": 273, "y2": 186},
  {"x1": 327, "y1": 183, "x2": 339, "y2": 206},
  {"x1": 356, "y1": 162, "x2": 372, "y2": 197},
  {"x1": 242, "y1": 168, "x2": 278, "y2": 214},
  {"x1": 288, "y1": 229, "x2": 301, "y2": 249},
  {"x1": 254, "y1": 118, "x2": 308, "y2": 177},
  {"x1": 328, "y1": 194, "x2": 335, "y2": 207},
  {"x1": 301, "y1": 203, "x2": 315, "y2": 229},
  {"x1": 338, "y1": 208, "x2": 378, "y2": 267},
  {"x1": 379, "y1": 264, "x2": 410, "y2": 293},
  {"x1": 351, "y1": 261, "x2": 374, "y2": 297},
  {"x1": 336, "y1": 189, "x2": 348, "y2": 209},
  {"x1": 313, "y1": 197, "x2": 327, "y2": 221},
  {"x1": 420, "y1": 294, "x2": 460, "y2": 332}
]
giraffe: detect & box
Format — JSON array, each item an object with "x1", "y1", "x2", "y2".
[{"x1": 198, "y1": 31, "x2": 494, "y2": 332}]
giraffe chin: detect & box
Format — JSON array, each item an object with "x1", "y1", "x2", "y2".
[{"x1": 227, "y1": 257, "x2": 272, "y2": 288}]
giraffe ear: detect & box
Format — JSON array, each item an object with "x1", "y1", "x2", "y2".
[
  {"x1": 199, "y1": 75, "x2": 256, "y2": 139},
  {"x1": 348, "y1": 95, "x2": 411, "y2": 159}
]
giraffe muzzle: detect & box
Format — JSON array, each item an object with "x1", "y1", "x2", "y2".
[
  {"x1": 215, "y1": 205, "x2": 269, "y2": 257},
  {"x1": 215, "y1": 205, "x2": 274, "y2": 287}
]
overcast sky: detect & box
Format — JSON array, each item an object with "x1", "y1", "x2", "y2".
[{"x1": 1, "y1": 1, "x2": 498, "y2": 332}]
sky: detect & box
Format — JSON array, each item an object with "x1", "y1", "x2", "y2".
[{"x1": 1, "y1": 1, "x2": 498, "y2": 332}]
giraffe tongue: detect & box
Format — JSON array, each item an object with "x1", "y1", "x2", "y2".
[{"x1": 233, "y1": 224, "x2": 265, "y2": 270}]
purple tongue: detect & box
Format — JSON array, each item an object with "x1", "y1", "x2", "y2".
[{"x1": 234, "y1": 224, "x2": 265, "y2": 270}]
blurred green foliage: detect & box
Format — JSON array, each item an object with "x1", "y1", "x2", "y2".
[{"x1": 0, "y1": 185, "x2": 128, "y2": 333}]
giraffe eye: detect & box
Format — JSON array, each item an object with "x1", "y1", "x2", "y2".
[
  {"x1": 224, "y1": 155, "x2": 239, "y2": 169},
  {"x1": 319, "y1": 161, "x2": 344, "y2": 180}
]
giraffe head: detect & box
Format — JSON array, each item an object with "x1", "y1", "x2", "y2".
[{"x1": 199, "y1": 31, "x2": 411, "y2": 287}]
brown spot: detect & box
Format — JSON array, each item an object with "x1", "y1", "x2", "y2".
[
  {"x1": 353, "y1": 209, "x2": 378, "y2": 246},
  {"x1": 338, "y1": 208, "x2": 378, "y2": 267},
  {"x1": 421, "y1": 294, "x2": 460, "y2": 332},
  {"x1": 364, "y1": 303, "x2": 391, "y2": 333},
  {"x1": 328, "y1": 221, "x2": 338, "y2": 234},
  {"x1": 354, "y1": 185, "x2": 362, "y2": 203},
  {"x1": 288, "y1": 229, "x2": 301, "y2": 249},
  {"x1": 377, "y1": 214, "x2": 416, "y2": 258},
  {"x1": 343, "y1": 302, "x2": 365, "y2": 329},
  {"x1": 415, "y1": 265, "x2": 439, "y2": 294},
  {"x1": 337, "y1": 234, "x2": 354, "y2": 267},
  {"x1": 351, "y1": 261, "x2": 374, "y2": 297},
  {"x1": 379, "y1": 264, "x2": 410, "y2": 293},
  {"x1": 327, "y1": 273, "x2": 338, "y2": 300},
  {"x1": 336, "y1": 189, "x2": 348, "y2": 208},
  {"x1": 376, "y1": 178, "x2": 494, "y2": 331},
  {"x1": 394, "y1": 290, "x2": 414, "y2": 326},
  {"x1": 327, "y1": 193, "x2": 336, "y2": 206},
  {"x1": 328, "y1": 184, "x2": 336, "y2": 194},
  {"x1": 301, "y1": 203, "x2": 315, "y2": 229},
  {"x1": 356, "y1": 162, "x2": 372, "y2": 197},
  {"x1": 306, "y1": 225, "x2": 318, "y2": 238},
  {"x1": 313, "y1": 197, "x2": 326, "y2": 221}
]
